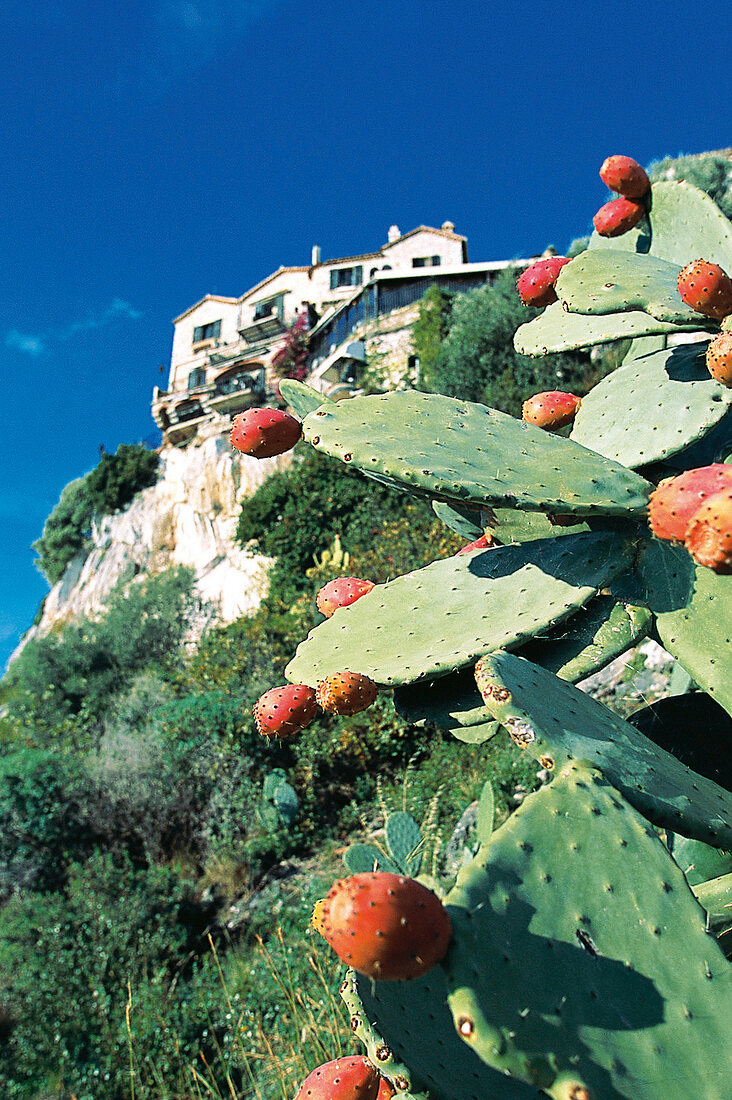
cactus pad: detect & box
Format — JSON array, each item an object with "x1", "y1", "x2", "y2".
[
  {"x1": 278, "y1": 378, "x2": 332, "y2": 418},
  {"x1": 341, "y1": 969, "x2": 544, "y2": 1100},
  {"x1": 286, "y1": 531, "x2": 634, "y2": 687},
  {"x1": 444, "y1": 763, "x2": 732, "y2": 1099},
  {"x1": 474, "y1": 651, "x2": 732, "y2": 849},
  {"x1": 556, "y1": 249, "x2": 703, "y2": 325},
  {"x1": 627, "y1": 692, "x2": 732, "y2": 791},
  {"x1": 638, "y1": 539, "x2": 732, "y2": 717},
  {"x1": 302, "y1": 390, "x2": 652, "y2": 516},
  {"x1": 432, "y1": 500, "x2": 483, "y2": 540},
  {"x1": 570, "y1": 343, "x2": 732, "y2": 468},
  {"x1": 514, "y1": 299, "x2": 702, "y2": 356}
]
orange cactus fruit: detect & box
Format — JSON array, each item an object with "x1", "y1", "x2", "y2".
[
  {"x1": 316, "y1": 672, "x2": 378, "y2": 716},
  {"x1": 677, "y1": 259, "x2": 732, "y2": 320},
  {"x1": 648, "y1": 465, "x2": 732, "y2": 543},
  {"x1": 253, "y1": 684, "x2": 319, "y2": 739},
  {"x1": 316, "y1": 577, "x2": 375, "y2": 617},
  {"x1": 592, "y1": 197, "x2": 645, "y2": 237},
  {"x1": 522, "y1": 391, "x2": 582, "y2": 431},
  {"x1": 684, "y1": 488, "x2": 732, "y2": 573},
  {"x1": 599, "y1": 155, "x2": 650, "y2": 199},
  {"x1": 705, "y1": 332, "x2": 732, "y2": 387},
  {"x1": 322, "y1": 871, "x2": 452, "y2": 980},
  {"x1": 293, "y1": 1056, "x2": 381, "y2": 1100}
]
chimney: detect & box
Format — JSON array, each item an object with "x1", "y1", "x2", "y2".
[
  {"x1": 387, "y1": 224, "x2": 401, "y2": 243},
  {"x1": 311, "y1": 244, "x2": 321, "y2": 266},
  {"x1": 441, "y1": 220, "x2": 455, "y2": 233}
]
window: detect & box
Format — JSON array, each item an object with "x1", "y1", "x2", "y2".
[
  {"x1": 187, "y1": 367, "x2": 207, "y2": 389},
  {"x1": 253, "y1": 294, "x2": 284, "y2": 321},
  {"x1": 192, "y1": 319, "x2": 221, "y2": 344},
  {"x1": 412, "y1": 255, "x2": 442, "y2": 268},
  {"x1": 329, "y1": 265, "x2": 363, "y2": 290}
]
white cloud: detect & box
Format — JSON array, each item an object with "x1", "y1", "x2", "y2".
[
  {"x1": 5, "y1": 330, "x2": 47, "y2": 357},
  {"x1": 5, "y1": 299, "x2": 142, "y2": 357}
]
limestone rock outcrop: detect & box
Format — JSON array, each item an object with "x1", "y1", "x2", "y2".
[{"x1": 20, "y1": 424, "x2": 288, "y2": 653}]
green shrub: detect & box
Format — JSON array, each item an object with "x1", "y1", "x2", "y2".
[
  {"x1": 1, "y1": 567, "x2": 196, "y2": 750},
  {"x1": 421, "y1": 268, "x2": 602, "y2": 415},
  {"x1": 33, "y1": 444, "x2": 160, "y2": 584},
  {"x1": 0, "y1": 749, "x2": 96, "y2": 892},
  {"x1": 0, "y1": 853, "x2": 212, "y2": 1100}
]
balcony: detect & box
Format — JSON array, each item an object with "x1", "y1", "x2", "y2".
[{"x1": 239, "y1": 314, "x2": 286, "y2": 344}]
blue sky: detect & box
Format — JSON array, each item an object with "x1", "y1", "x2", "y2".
[{"x1": 2, "y1": 0, "x2": 731, "y2": 667}]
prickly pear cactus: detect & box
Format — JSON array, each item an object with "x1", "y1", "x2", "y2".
[{"x1": 276, "y1": 168, "x2": 732, "y2": 1099}]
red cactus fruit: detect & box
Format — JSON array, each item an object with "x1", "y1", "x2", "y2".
[
  {"x1": 516, "y1": 256, "x2": 571, "y2": 308},
  {"x1": 322, "y1": 871, "x2": 452, "y2": 980},
  {"x1": 648, "y1": 464, "x2": 732, "y2": 543},
  {"x1": 253, "y1": 684, "x2": 318, "y2": 739},
  {"x1": 316, "y1": 576, "x2": 375, "y2": 617},
  {"x1": 294, "y1": 1056, "x2": 380, "y2": 1100},
  {"x1": 316, "y1": 671, "x2": 378, "y2": 716},
  {"x1": 376, "y1": 1080, "x2": 396, "y2": 1100},
  {"x1": 705, "y1": 332, "x2": 732, "y2": 386},
  {"x1": 455, "y1": 533, "x2": 494, "y2": 555},
  {"x1": 522, "y1": 391, "x2": 582, "y2": 431},
  {"x1": 592, "y1": 197, "x2": 645, "y2": 238},
  {"x1": 230, "y1": 407, "x2": 301, "y2": 458},
  {"x1": 677, "y1": 259, "x2": 732, "y2": 320},
  {"x1": 685, "y1": 488, "x2": 732, "y2": 573},
  {"x1": 599, "y1": 155, "x2": 650, "y2": 199}
]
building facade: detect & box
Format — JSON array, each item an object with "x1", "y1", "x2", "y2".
[{"x1": 152, "y1": 223, "x2": 536, "y2": 445}]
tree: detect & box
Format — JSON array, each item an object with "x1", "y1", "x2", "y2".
[
  {"x1": 410, "y1": 284, "x2": 454, "y2": 385},
  {"x1": 421, "y1": 268, "x2": 600, "y2": 415},
  {"x1": 648, "y1": 150, "x2": 732, "y2": 219}
]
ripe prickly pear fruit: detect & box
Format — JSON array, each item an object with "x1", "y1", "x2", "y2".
[
  {"x1": 516, "y1": 256, "x2": 571, "y2": 308},
  {"x1": 522, "y1": 391, "x2": 581, "y2": 431},
  {"x1": 592, "y1": 196, "x2": 645, "y2": 237},
  {"x1": 230, "y1": 407, "x2": 301, "y2": 458},
  {"x1": 316, "y1": 671, "x2": 378, "y2": 716},
  {"x1": 455, "y1": 533, "x2": 494, "y2": 555},
  {"x1": 377, "y1": 1080, "x2": 396, "y2": 1099},
  {"x1": 705, "y1": 332, "x2": 732, "y2": 386},
  {"x1": 685, "y1": 488, "x2": 732, "y2": 573},
  {"x1": 293, "y1": 1056, "x2": 381, "y2": 1100},
  {"x1": 311, "y1": 898, "x2": 327, "y2": 936},
  {"x1": 322, "y1": 871, "x2": 452, "y2": 980},
  {"x1": 599, "y1": 154, "x2": 650, "y2": 199},
  {"x1": 677, "y1": 259, "x2": 732, "y2": 320},
  {"x1": 648, "y1": 465, "x2": 732, "y2": 543},
  {"x1": 253, "y1": 684, "x2": 318, "y2": 738},
  {"x1": 316, "y1": 576, "x2": 375, "y2": 617}
]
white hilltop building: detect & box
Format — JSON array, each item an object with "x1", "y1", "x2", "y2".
[{"x1": 152, "y1": 222, "x2": 539, "y2": 446}]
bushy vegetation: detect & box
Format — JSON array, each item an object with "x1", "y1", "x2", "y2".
[
  {"x1": 33, "y1": 443, "x2": 160, "y2": 584},
  {"x1": 418, "y1": 267, "x2": 603, "y2": 413},
  {"x1": 648, "y1": 149, "x2": 732, "y2": 218}
]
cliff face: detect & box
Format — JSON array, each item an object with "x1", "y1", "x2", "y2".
[{"x1": 20, "y1": 424, "x2": 288, "y2": 654}]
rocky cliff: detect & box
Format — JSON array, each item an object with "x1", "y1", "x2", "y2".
[{"x1": 19, "y1": 422, "x2": 289, "y2": 654}]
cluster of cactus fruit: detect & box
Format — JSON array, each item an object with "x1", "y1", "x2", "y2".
[{"x1": 231, "y1": 155, "x2": 732, "y2": 1100}]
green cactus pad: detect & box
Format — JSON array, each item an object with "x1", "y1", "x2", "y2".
[
  {"x1": 277, "y1": 378, "x2": 332, "y2": 418},
  {"x1": 693, "y1": 873, "x2": 732, "y2": 950},
  {"x1": 486, "y1": 507, "x2": 588, "y2": 543},
  {"x1": 386, "y1": 811, "x2": 423, "y2": 876},
  {"x1": 643, "y1": 180, "x2": 732, "y2": 271},
  {"x1": 474, "y1": 651, "x2": 732, "y2": 849},
  {"x1": 556, "y1": 249, "x2": 703, "y2": 325},
  {"x1": 286, "y1": 531, "x2": 634, "y2": 687},
  {"x1": 627, "y1": 692, "x2": 732, "y2": 790},
  {"x1": 432, "y1": 500, "x2": 483, "y2": 540},
  {"x1": 343, "y1": 843, "x2": 400, "y2": 875},
  {"x1": 302, "y1": 390, "x2": 652, "y2": 517},
  {"x1": 393, "y1": 597, "x2": 650, "y2": 735},
  {"x1": 570, "y1": 343, "x2": 732, "y2": 468},
  {"x1": 341, "y1": 969, "x2": 544, "y2": 1100},
  {"x1": 514, "y1": 299, "x2": 702, "y2": 356},
  {"x1": 667, "y1": 833, "x2": 732, "y2": 888},
  {"x1": 638, "y1": 539, "x2": 732, "y2": 717},
  {"x1": 443, "y1": 763, "x2": 732, "y2": 1100}
]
